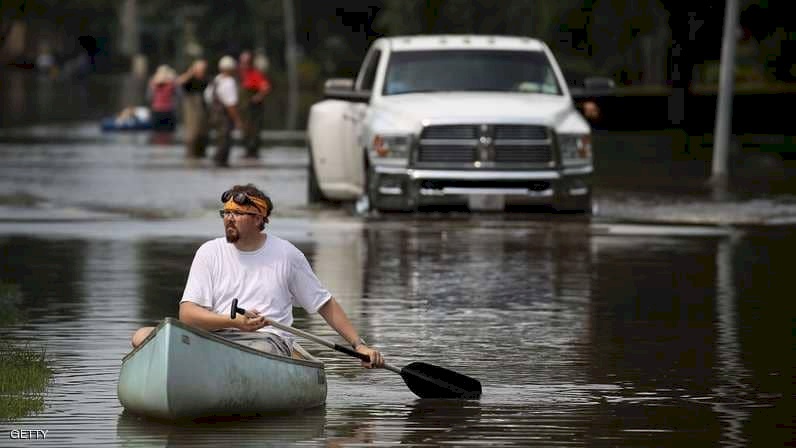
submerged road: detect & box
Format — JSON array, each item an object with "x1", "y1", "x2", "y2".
[{"x1": 1, "y1": 122, "x2": 796, "y2": 229}]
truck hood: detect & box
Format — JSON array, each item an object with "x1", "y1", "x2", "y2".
[{"x1": 372, "y1": 92, "x2": 576, "y2": 130}]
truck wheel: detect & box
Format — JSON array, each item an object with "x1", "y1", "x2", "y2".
[
  {"x1": 555, "y1": 193, "x2": 593, "y2": 214},
  {"x1": 307, "y1": 147, "x2": 326, "y2": 203},
  {"x1": 365, "y1": 163, "x2": 379, "y2": 212},
  {"x1": 365, "y1": 163, "x2": 416, "y2": 212}
]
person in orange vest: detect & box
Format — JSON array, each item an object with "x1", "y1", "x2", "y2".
[{"x1": 238, "y1": 50, "x2": 272, "y2": 160}]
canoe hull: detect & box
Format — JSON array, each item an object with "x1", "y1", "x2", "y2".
[{"x1": 118, "y1": 318, "x2": 327, "y2": 419}]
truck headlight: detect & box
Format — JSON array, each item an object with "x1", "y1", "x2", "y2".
[
  {"x1": 372, "y1": 134, "x2": 411, "y2": 159},
  {"x1": 558, "y1": 134, "x2": 592, "y2": 166}
]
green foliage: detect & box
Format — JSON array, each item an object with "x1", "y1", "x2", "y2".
[
  {"x1": 0, "y1": 283, "x2": 53, "y2": 421},
  {"x1": 10, "y1": 0, "x2": 793, "y2": 86},
  {"x1": 374, "y1": 1, "x2": 423, "y2": 35},
  {"x1": 1, "y1": 0, "x2": 29, "y2": 46},
  {"x1": 0, "y1": 343, "x2": 51, "y2": 394},
  {"x1": 0, "y1": 341, "x2": 52, "y2": 421},
  {"x1": 20, "y1": 0, "x2": 117, "y2": 35}
]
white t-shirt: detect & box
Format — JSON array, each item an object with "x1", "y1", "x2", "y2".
[
  {"x1": 203, "y1": 74, "x2": 238, "y2": 107},
  {"x1": 180, "y1": 235, "x2": 332, "y2": 343}
]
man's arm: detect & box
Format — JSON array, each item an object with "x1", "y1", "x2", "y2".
[
  {"x1": 317, "y1": 297, "x2": 384, "y2": 368},
  {"x1": 179, "y1": 301, "x2": 265, "y2": 332},
  {"x1": 175, "y1": 67, "x2": 194, "y2": 85}
]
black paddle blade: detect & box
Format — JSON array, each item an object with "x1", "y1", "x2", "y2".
[{"x1": 400, "y1": 362, "x2": 481, "y2": 399}]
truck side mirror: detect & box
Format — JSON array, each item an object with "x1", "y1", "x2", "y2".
[
  {"x1": 324, "y1": 78, "x2": 355, "y2": 91},
  {"x1": 323, "y1": 78, "x2": 371, "y2": 103}
]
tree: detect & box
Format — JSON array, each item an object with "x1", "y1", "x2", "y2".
[{"x1": 0, "y1": 0, "x2": 28, "y2": 48}]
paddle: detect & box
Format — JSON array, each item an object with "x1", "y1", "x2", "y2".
[{"x1": 230, "y1": 299, "x2": 481, "y2": 399}]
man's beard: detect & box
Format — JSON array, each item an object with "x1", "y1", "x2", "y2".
[{"x1": 225, "y1": 225, "x2": 240, "y2": 243}]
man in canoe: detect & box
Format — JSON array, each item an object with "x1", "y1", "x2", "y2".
[{"x1": 130, "y1": 184, "x2": 384, "y2": 368}]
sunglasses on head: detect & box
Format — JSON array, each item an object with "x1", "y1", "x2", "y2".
[{"x1": 221, "y1": 190, "x2": 254, "y2": 206}]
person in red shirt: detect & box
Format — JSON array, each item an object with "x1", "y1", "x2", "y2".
[
  {"x1": 147, "y1": 65, "x2": 177, "y2": 132},
  {"x1": 238, "y1": 50, "x2": 272, "y2": 159}
]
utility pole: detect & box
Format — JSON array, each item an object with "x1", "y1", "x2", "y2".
[
  {"x1": 711, "y1": 0, "x2": 740, "y2": 187},
  {"x1": 118, "y1": 0, "x2": 145, "y2": 77},
  {"x1": 282, "y1": 0, "x2": 299, "y2": 130},
  {"x1": 176, "y1": 5, "x2": 205, "y2": 70}
]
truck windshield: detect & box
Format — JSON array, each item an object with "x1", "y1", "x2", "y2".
[{"x1": 382, "y1": 50, "x2": 562, "y2": 96}]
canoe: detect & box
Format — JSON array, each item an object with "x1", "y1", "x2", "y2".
[
  {"x1": 100, "y1": 117, "x2": 152, "y2": 131},
  {"x1": 117, "y1": 318, "x2": 327, "y2": 420}
]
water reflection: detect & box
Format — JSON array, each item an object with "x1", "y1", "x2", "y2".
[
  {"x1": 714, "y1": 235, "x2": 749, "y2": 447},
  {"x1": 356, "y1": 219, "x2": 594, "y2": 387},
  {"x1": 325, "y1": 400, "x2": 482, "y2": 447},
  {"x1": 0, "y1": 237, "x2": 86, "y2": 319},
  {"x1": 115, "y1": 408, "x2": 327, "y2": 447},
  {"x1": 721, "y1": 230, "x2": 795, "y2": 448},
  {"x1": 135, "y1": 239, "x2": 203, "y2": 321}
]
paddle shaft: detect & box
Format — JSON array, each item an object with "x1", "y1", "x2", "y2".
[
  {"x1": 266, "y1": 319, "x2": 401, "y2": 374},
  {"x1": 231, "y1": 300, "x2": 400, "y2": 374}
]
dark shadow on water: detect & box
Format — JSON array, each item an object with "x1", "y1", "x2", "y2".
[
  {"x1": 135, "y1": 239, "x2": 203, "y2": 322},
  {"x1": 0, "y1": 236, "x2": 87, "y2": 319},
  {"x1": 589, "y1": 235, "x2": 720, "y2": 392}
]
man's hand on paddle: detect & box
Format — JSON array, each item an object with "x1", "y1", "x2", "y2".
[
  {"x1": 356, "y1": 344, "x2": 384, "y2": 369},
  {"x1": 234, "y1": 309, "x2": 268, "y2": 332}
]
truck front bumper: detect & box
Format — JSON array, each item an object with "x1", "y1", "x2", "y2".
[{"x1": 371, "y1": 165, "x2": 592, "y2": 209}]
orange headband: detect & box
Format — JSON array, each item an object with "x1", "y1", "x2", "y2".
[{"x1": 223, "y1": 196, "x2": 269, "y2": 216}]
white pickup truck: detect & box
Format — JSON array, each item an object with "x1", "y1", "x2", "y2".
[{"x1": 307, "y1": 34, "x2": 593, "y2": 212}]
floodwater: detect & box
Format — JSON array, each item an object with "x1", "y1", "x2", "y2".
[
  {"x1": 0, "y1": 219, "x2": 793, "y2": 447},
  {"x1": 0, "y1": 72, "x2": 794, "y2": 447}
]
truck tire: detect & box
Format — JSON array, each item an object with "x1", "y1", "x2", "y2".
[
  {"x1": 366, "y1": 163, "x2": 416, "y2": 212},
  {"x1": 307, "y1": 146, "x2": 326, "y2": 203},
  {"x1": 365, "y1": 162, "x2": 378, "y2": 212},
  {"x1": 554, "y1": 193, "x2": 593, "y2": 214}
]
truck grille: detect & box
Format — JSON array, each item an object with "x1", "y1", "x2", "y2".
[
  {"x1": 422, "y1": 125, "x2": 478, "y2": 140},
  {"x1": 494, "y1": 145, "x2": 552, "y2": 163},
  {"x1": 417, "y1": 124, "x2": 553, "y2": 166}
]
